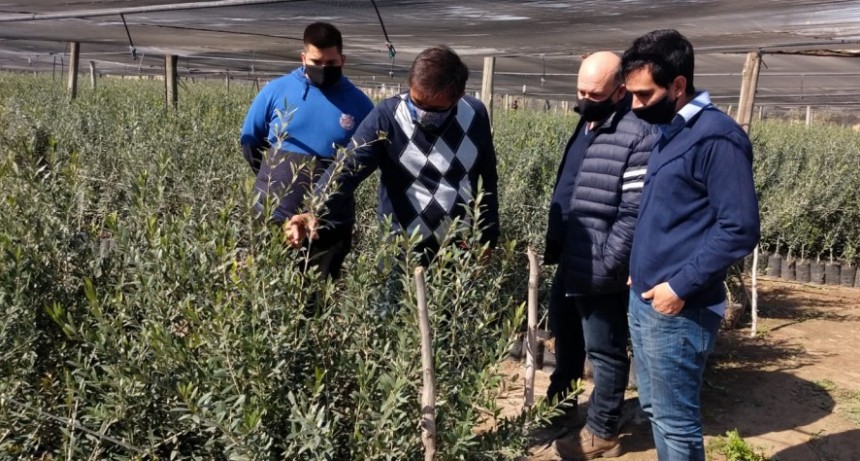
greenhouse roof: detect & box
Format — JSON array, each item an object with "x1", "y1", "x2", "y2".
[{"x1": 1, "y1": 0, "x2": 859, "y2": 110}]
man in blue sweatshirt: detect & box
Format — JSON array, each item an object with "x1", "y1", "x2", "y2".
[
  {"x1": 240, "y1": 22, "x2": 373, "y2": 279},
  {"x1": 622, "y1": 29, "x2": 760, "y2": 460}
]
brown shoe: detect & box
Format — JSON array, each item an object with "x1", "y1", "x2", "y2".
[{"x1": 553, "y1": 426, "x2": 621, "y2": 460}]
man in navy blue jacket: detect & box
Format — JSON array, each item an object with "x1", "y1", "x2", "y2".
[
  {"x1": 622, "y1": 29, "x2": 760, "y2": 461},
  {"x1": 240, "y1": 22, "x2": 373, "y2": 279},
  {"x1": 549, "y1": 51, "x2": 659, "y2": 461}
]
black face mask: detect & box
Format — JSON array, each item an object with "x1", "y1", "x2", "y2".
[
  {"x1": 632, "y1": 91, "x2": 677, "y2": 125},
  {"x1": 305, "y1": 65, "x2": 342, "y2": 89},
  {"x1": 574, "y1": 94, "x2": 618, "y2": 122}
]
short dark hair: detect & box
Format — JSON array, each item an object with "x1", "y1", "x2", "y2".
[
  {"x1": 408, "y1": 46, "x2": 469, "y2": 100},
  {"x1": 622, "y1": 29, "x2": 695, "y2": 95},
  {"x1": 303, "y1": 22, "x2": 343, "y2": 53}
]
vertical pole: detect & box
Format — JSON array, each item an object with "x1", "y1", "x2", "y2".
[
  {"x1": 165, "y1": 54, "x2": 178, "y2": 110},
  {"x1": 89, "y1": 61, "x2": 97, "y2": 90},
  {"x1": 758, "y1": 105, "x2": 764, "y2": 121},
  {"x1": 481, "y1": 56, "x2": 495, "y2": 127},
  {"x1": 806, "y1": 106, "x2": 812, "y2": 126},
  {"x1": 735, "y1": 51, "x2": 763, "y2": 337},
  {"x1": 524, "y1": 248, "x2": 539, "y2": 409},
  {"x1": 67, "y1": 42, "x2": 80, "y2": 99},
  {"x1": 736, "y1": 51, "x2": 762, "y2": 132},
  {"x1": 750, "y1": 247, "x2": 759, "y2": 337},
  {"x1": 414, "y1": 267, "x2": 436, "y2": 461}
]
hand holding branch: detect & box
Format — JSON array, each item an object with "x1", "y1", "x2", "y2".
[{"x1": 284, "y1": 213, "x2": 319, "y2": 248}]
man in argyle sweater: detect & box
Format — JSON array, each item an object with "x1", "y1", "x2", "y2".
[{"x1": 289, "y1": 46, "x2": 499, "y2": 265}]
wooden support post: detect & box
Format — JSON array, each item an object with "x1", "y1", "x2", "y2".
[
  {"x1": 414, "y1": 267, "x2": 436, "y2": 461},
  {"x1": 806, "y1": 106, "x2": 812, "y2": 126},
  {"x1": 165, "y1": 54, "x2": 178, "y2": 109},
  {"x1": 480, "y1": 56, "x2": 495, "y2": 127},
  {"x1": 524, "y1": 248, "x2": 539, "y2": 409},
  {"x1": 736, "y1": 51, "x2": 762, "y2": 132},
  {"x1": 89, "y1": 61, "x2": 97, "y2": 90},
  {"x1": 758, "y1": 105, "x2": 764, "y2": 121},
  {"x1": 67, "y1": 42, "x2": 80, "y2": 99}
]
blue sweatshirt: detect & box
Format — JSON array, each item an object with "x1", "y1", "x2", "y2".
[
  {"x1": 629, "y1": 92, "x2": 760, "y2": 308},
  {"x1": 240, "y1": 67, "x2": 374, "y2": 161},
  {"x1": 240, "y1": 67, "x2": 373, "y2": 223}
]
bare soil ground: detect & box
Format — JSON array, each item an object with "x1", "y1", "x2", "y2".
[{"x1": 497, "y1": 278, "x2": 860, "y2": 461}]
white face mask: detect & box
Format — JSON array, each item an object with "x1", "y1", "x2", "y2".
[{"x1": 407, "y1": 97, "x2": 454, "y2": 130}]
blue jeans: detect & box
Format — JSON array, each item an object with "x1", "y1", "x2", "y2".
[
  {"x1": 628, "y1": 292, "x2": 721, "y2": 461},
  {"x1": 548, "y1": 268, "x2": 630, "y2": 439}
]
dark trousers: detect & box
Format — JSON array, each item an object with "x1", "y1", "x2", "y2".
[
  {"x1": 548, "y1": 266, "x2": 631, "y2": 439},
  {"x1": 303, "y1": 223, "x2": 353, "y2": 281}
]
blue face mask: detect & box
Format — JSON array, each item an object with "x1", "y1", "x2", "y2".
[{"x1": 406, "y1": 96, "x2": 454, "y2": 131}]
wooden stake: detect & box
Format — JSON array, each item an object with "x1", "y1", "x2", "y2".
[
  {"x1": 89, "y1": 60, "x2": 97, "y2": 90},
  {"x1": 750, "y1": 247, "x2": 759, "y2": 337},
  {"x1": 806, "y1": 105, "x2": 812, "y2": 126},
  {"x1": 414, "y1": 267, "x2": 436, "y2": 461},
  {"x1": 524, "y1": 247, "x2": 539, "y2": 409},
  {"x1": 165, "y1": 54, "x2": 178, "y2": 109},
  {"x1": 481, "y1": 56, "x2": 495, "y2": 128},
  {"x1": 736, "y1": 51, "x2": 762, "y2": 132},
  {"x1": 67, "y1": 42, "x2": 80, "y2": 99}
]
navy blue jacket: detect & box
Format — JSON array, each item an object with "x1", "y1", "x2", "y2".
[
  {"x1": 547, "y1": 97, "x2": 659, "y2": 295},
  {"x1": 630, "y1": 101, "x2": 760, "y2": 308}
]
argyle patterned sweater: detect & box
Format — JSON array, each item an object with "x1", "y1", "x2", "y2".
[{"x1": 319, "y1": 93, "x2": 499, "y2": 249}]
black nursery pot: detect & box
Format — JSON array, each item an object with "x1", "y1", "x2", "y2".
[
  {"x1": 766, "y1": 254, "x2": 783, "y2": 277},
  {"x1": 840, "y1": 263, "x2": 857, "y2": 288},
  {"x1": 795, "y1": 259, "x2": 811, "y2": 283},
  {"x1": 781, "y1": 258, "x2": 796, "y2": 281},
  {"x1": 825, "y1": 262, "x2": 841, "y2": 286},
  {"x1": 810, "y1": 260, "x2": 826, "y2": 284}
]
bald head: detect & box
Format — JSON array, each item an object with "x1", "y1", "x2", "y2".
[{"x1": 577, "y1": 51, "x2": 623, "y2": 101}]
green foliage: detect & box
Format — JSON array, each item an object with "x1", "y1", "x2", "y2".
[
  {"x1": 751, "y1": 120, "x2": 860, "y2": 262},
  {"x1": 3, "y1": 72, "x2": 858, "y2": 460},
  {"x1": 708, "y1": 430, "x2": 770, "y2": 461},
  {"x1": 0, "y1": 74, "x2": 556, "y2": 460}
]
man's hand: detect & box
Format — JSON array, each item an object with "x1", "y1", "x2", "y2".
[
  {"x1": 642, "y1": 282, "x2": 685, "y2": 316},
  {"x1": 284, "y1": 213, "x2": 319, "y2": 248}
]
